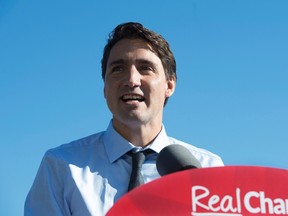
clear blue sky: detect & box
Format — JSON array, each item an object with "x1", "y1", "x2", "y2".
[{"x1": 1, "y1": 0, "x2": 287, "y2": 215}]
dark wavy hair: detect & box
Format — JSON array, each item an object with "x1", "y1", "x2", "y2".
[{"x1": 101, "y1": 22, "x2": 177, "y2": 83}]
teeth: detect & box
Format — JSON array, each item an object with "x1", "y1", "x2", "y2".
[{"x1": 122, "y1": 94, "x2": 144, "y2": 101}]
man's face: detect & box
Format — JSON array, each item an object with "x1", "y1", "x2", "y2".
[{"x1": 104, "y1": 39, "x2": 175, "y2": 128}]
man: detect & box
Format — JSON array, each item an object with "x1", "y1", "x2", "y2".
[{"x1": 25, "y1": 22, "x2": 223, "y2": 216}]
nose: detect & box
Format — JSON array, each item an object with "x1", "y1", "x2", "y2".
[{"x1": 125, "y1": 65, "x2": 141, "y2": 88}]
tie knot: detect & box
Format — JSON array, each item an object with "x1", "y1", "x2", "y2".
[
  {"x1": 131, "y1": 151, "x2": 146, "y2": 168},
  {"x1": 127, "y1": 149, "x2": 154, "y2": 191},
  {"x1": 130, "y1": 149, "x2": 154, "y2": 166}
]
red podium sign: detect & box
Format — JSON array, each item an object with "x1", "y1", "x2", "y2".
[{"x1": 107, "y1": 166, "x2": 288, "y2": 216}]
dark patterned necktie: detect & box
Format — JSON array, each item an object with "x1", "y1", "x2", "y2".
[{"x1": 127, "y1": 150, "x2": 148, "y2": 191}]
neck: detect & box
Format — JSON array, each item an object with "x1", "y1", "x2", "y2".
[{"x1": 113, "y1": 119, "x2": 162, "y2": 147}]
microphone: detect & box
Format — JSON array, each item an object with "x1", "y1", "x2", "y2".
[{"x1": 156, "y1": 144, "x2": 202, "y2": 176}]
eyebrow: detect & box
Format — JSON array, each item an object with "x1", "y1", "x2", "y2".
[
  {"x1": 108, "y1": 59, "x2": 126, "y2": 67},
  {"x1": 136, "y1": 59, "x2": 155, "y2": 65},
  {"x1": 108, "y1": 58, "x2": 155, "y2": 67}
]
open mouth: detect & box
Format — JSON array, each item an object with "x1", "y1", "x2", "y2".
[{"x1": 121, "y1": 94, "x2": 145, "y2": 102}]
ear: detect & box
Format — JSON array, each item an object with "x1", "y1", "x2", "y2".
[
  {"x1": 165, "y1": 77, "x2": 176, "y2": 98},
  {"x1": 103, "y1": 85, "x2": 107, "y2": 99}
]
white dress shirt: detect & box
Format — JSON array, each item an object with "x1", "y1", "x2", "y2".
[{"x1": 25, "y1": 121, "x2": 223, "y2": 216}]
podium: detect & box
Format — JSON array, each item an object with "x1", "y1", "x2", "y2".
[{"x1": 107, "y1": 166, "x2": 288, "y2": 216}]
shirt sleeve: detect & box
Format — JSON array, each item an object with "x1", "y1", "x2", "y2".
[{"x1": 24, "y1": 150, "x2": 71, "y2": 216}]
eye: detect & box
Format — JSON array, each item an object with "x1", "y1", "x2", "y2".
[
  {"x1": 111, "y1": 65, "x2": 124, "y2": 73},
  {"x1": 138, "y1": 64, "x2": 154, "y2": 73}
]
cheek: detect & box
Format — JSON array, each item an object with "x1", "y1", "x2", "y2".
[
  {"x1": 104, "y1": 82, "x2": 114, "y2": 100},
  {"x1": 104, "y1": 79, "x2": 114, "y2": 96},
  {"x1": 149, "y1": 79, "x2": 168, "y2": 99}
]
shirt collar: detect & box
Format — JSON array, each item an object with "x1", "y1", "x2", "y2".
[
  {"x1": 148, "y1": 126, "x2": 170, "y2": 153},
  {"x1": 103, "y1": 120, "x2": 171, "y2": 163}
]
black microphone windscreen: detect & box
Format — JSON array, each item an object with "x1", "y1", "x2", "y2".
[{"x1": 156, "y1": 144, "x2": 201, "y2": 176}]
